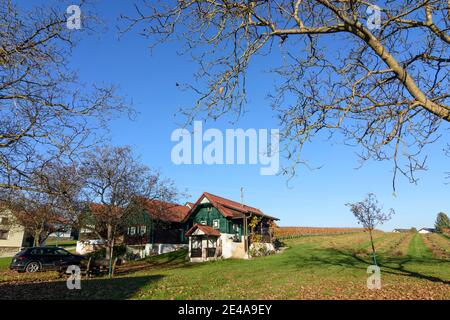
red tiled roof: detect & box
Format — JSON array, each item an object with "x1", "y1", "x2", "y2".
[
  {"x1": 187, "y1": 192, "x2": 279, "y2": 221},
  {"x1": 137, "y1": 198, "x2": 190, "y2": 223},
  {"x1": 185, "y1": 223, "x2": 221, "y2": 237},
  {"x1": 88, "y1": 200, "x2": 190, "y2": 223}
]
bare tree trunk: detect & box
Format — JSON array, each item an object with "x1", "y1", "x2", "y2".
[
  {"x1": 33, "y1": 231, "x2": 40, "y2": 247},
  {"x1": 34, "y1": 224, "x2": 44, "y2": 247},
  {"x1": 106, "y1": 224, "x2": 113, "y2": 262},
  {"x1": 109, "y1": 237, "x2": 115, "y2": 277},
  {"x1": 368, "y1": 229, "x2": 377, "y2": 266},
  {"x1": 106, "y1": 223, "x2": 116, "y2": 277}
]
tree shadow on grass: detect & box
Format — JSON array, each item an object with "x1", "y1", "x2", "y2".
[
  {"x1": 116, "y1": 249, "x2": 196, "y2": 275},
  {"x1": 0, "y1": 274, "x2": 164, "y2": 300},
  {"x1": 378, "y1": 256, "x2": 450, "y2": 285},
  {"x1": 297, "y1": 247, "x2": 450, "y2": 285},
  {"x1": 285, "y1": 245, "x2": 369, "y2": 271}
]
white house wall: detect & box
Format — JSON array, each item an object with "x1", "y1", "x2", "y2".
[
  {"x1": 143, "y1": 243, "x2": 188, "y2": 257},
  {"x1": 0, "y1": 211, "x2": 27, "y2": 257}
]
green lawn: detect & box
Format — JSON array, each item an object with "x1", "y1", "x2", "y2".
[
  {"x1": 46, "y1": 239, "x2": 77, "y2": 248},
  {"x1": 0, "y1": 232, "x2": 449, "y2": 300},
  {"x1": 45, "y1": 239, "x2": 78, "y2": 253},
  {"x1": 0, "y1": 257, "x2": 12, "y2": 271},
  {"x1": 407, "y1": 233, "x2": 432, "y2": 258}
]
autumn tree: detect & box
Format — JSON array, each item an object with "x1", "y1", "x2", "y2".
[
  {"x1": 248, "y1": 215, "x2": 262, "y2": 243},
  {"x1": 0, "y1": 161, "x2": 85, "y2": 246},
  {"x1": 0, "y1": 1, "x2": 130, "y2": 193},
  {"x1": 124, "y1": 0, "x2": 450, "y2": 190},
  {"x1": 8, "y1": 193, "x2": 63, "y2": 246},
  {"x1": 80, "y1": 146, "x2": 178, "y2": 275},
  {"x1": 347, "y1": 193, "x2": 394, "y2": 265}
]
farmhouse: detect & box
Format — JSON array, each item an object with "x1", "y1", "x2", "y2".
[
  {"x1": 77, "y1": 199, "x2": 191, "y2": 256},
  {"x1": 77, "y1": 192, "x2": 279, "y2": 261},
  {"x1": 418, "y1": 228, "x2": 436, "y2": 234},
  {"x1": 392, "y1": 228, "x2": 410, "y2": 233},
  {"x1": 183, "y1": 192, "x2": 279, "y2": 262},
  {"x1": 124, "y1": 198, "x2": 191, "y2": 256}
]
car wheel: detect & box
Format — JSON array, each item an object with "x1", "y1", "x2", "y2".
[{"x1": 25, "y1": 261, "x2": 40, "y2": 273}]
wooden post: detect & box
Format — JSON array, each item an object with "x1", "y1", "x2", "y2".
[
  {"x1": 244, "y1": 214, "x2": 248, "y2": 254},
  {"x1": 202, "y1": 236, "x2": 206, "y2": 260},
  {"x1": 261, "y1": 221, "x2": 263, "y2": 241},
  {"x1": 206, "y1": 236, "x2": 209, "y2": 260},
  {"x1": 111, "y1": 257, "x2": 118, "y2": 277}
]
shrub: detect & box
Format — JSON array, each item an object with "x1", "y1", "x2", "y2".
[{"x1": 249, "y1": 244, "x2": 275, "y2": 257}]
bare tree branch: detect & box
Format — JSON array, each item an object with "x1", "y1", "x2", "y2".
[
  {"x1": 0, "y1": 1, "x2": 132, "y2": 193},
  {"x1": 124, "y1": 0, "x2": 450, "y2": 189}
]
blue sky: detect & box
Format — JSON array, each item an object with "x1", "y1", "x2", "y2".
[{"x1": 21, "y1": 1, "x2": 450, "y2": 230}]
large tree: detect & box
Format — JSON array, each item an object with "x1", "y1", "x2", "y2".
[
  {"x1": 434, "y1": 212, "x2": 450, "y2": 233},
  {"x1": 0, "y1": 1, "x2": 130, "y2": 193},
  {"x1": 124, "y1": 0, "x2": 450, "y2": 189},
  {"x1": 80, "y1": 146, "x2": 179, "y2": 274}
]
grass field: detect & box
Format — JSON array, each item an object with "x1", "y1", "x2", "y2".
[
  {"x1": 45, "y1": 239, "x2": 77, "y2": 253},
  {"x1": 0, "y1": 232, "x2": 448, "y2": 300},
  {"x1": 45, "y1": 239, "x2": 77, "y2": 247},
  {"x1": 0, "y1": 257, "x2": 12, "y2": 271}
]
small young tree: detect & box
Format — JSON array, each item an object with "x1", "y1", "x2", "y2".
[
  {"x1": 434, "y1": 212, "x2": 450, "y2": 233},
  {"x1": 346, "y1": 194, "x2": 394, "y2": 266}
]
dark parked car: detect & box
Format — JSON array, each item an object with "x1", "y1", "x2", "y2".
[{"x1": 9, "y1": 247, "x2": 86, "y2": 273}]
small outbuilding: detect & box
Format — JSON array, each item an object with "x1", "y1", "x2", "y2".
[
  {"x1": 392, "y1": 228, "x2": 410, "y2": 233},
  {"x1": 418, "y1": 228, "x2": 435, "y2": 234}
]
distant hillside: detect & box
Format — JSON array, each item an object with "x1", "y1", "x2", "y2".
[{"x1": 274, "y1": 226, "x2": 367, "y2": 239}]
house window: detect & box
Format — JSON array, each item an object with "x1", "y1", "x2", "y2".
[
  {"x1": 200, "y1": 221, "x2": 207, "y2": 225},
  {"x1": 212, "y1": 219, "x2": 220, "y2": 229},
  {"x1": 207, "y1": 237, "x2": 217, "y2": 250},
  {"x1": 0, "y1": 230, "x2": 9, "y2": 240},
  {"x1": 140, "y1": 225, "x2": 146, "y2": 235},
  {"x1": 233, "y1": 224, "x2": 240, "y2": 233},
  {"x1": 30, "y1": 248, "x2": 44, "y2": 255},
  {"x1": 130, "y1": 227, "x2": 136, "y2": 236},
  {"x1": 0, "y1": 217, "x2": 8, "y2": 225}
]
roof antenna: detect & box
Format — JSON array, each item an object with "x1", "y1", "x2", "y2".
[{"x1": 240, "y1": 187, "x2": 244, "y2": 207}]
